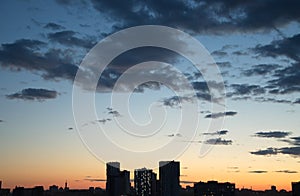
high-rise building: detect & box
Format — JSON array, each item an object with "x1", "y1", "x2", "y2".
[
  {"x1": 106, "y1": 162, "x2": 121, "y2": 196},
  {"x1": 120, "y1": 170, "x2": 131, "y2": 195},
  {"x1": 159, "y1": 160, "x2": 180, "y2": 196},
  {"x1": 134, "y1": 168, "x2": 157, "y2": 196},
  {"x1": 106, "y1": 162, "x2": 131, "y2": 196},
  {"x1": 292, "y1": 181, "x2": 300, "y2": 196}
]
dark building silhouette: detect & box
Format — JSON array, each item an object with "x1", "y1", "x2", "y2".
[
  {"x1": 292, "y1": 181, "x2": 300, "y2": 196},
  {"x1": 106, "y1": 162, "x2": 131, "y2": 196},
  {"x1": 13, "y1": 186, "x2": 44, "y2": 196},
  {"x1": 194, "y1": 181, "x2": 235, "y2": 196},
  {"x1": 159, "y1": 160, "x2": 180, "y2": 196},
  {"x1": 0, "y1": 180, "x2": 10, "y2": 196},
  {"x1": 120, "y1": 170, "x2": 131, "y2": 195},
  {"x1": 106, "y1": 162, "x2": 121, "y2": 196}
]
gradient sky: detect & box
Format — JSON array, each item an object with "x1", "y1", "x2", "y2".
[{"x1": 0, "y1": 0, "x2": 300, "y2": 191}]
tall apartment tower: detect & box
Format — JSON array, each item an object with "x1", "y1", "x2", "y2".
[
  {"x1": 134, "y1": 168, "x2": 157, "y2": 196},
  {"x1": 159, "y1": 160, "x2": 180, "y2": 196},
  {"x1": 292, "y1": 181, "x2": 300, "y2": 196},
  {"x1": 106, "y1": 162, "x2": 121, "y2": 196}
]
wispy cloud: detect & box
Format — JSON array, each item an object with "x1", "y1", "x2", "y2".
[
  {"x1": 205, "y1": 111, "x2": 237, "y2": 119},
  {"x1": 204, "y1": 138, "x2": 233, "y2": 145},
  {"x1": 248, "y1": 170, "x2": 268, "y2": 174},
  {"x1": 254, "y1": 131, "x2": 291, "y2": 138},
  {"x1": 275, "y1": 170, "x2": 298, "y2": 173},
  {"x1": 250, "y1": 148, "x2": 278, "y2": 156},
  {"x1": 203, "y1": 130, "x2": 229, "y2": 136},
  {"x1": 44, "y1": 22, "x2": 65, "y2": 30}
]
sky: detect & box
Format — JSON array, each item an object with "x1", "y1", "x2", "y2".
[{"x1": 0, "y1": 0, "x2": 300, "y2": 191}]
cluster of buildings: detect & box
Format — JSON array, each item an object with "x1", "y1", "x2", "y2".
[
  {"x1": 106, "y1": 160, "x2": 180, "y2": 196},
  {"x1": 0, "y1": 162, "x2": 300, "y2": 196}
]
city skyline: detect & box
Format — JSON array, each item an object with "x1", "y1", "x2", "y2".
[{"x1": 0, "y1": 0, "x2": 300, "y2": 192}]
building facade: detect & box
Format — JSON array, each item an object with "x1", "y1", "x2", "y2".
[{"x1": 159, "y1": 161, "x2": 180, "y2": 196}]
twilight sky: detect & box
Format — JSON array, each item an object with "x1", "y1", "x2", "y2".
[{"x1": 0, "y1": 0, "x2": 300, "y2": 191}]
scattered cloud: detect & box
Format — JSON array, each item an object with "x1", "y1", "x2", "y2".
[
  {"x1": 253, "y1": 33, "x2": 300, "y2": 62},
  {"x1": 254, "y1": 131, "x2": 291, "y2": 138},
  {"x1": 275, "y1": 170, "x2": 298, "y2": 173},
  {"x1": 97, "y1": 118, "x2": 112, "y2": 124},
  {"x1": 106, "y1": 108, "x2": 121, "y2": 117},
  {"x1": 216, "y1": 62, "x2": 232, "y2": 68},
  {"x1": 262, "y1": 63, "x2": 300, "y2": 95},
  {"x1": 167, "y1": 133, "x2": 183, "y2": 138},
  {"x1": 280, "y1": 137, "x2": 300, "y2": 146},
  {"x1": 84, "y1": 178, "x2": 106, "y2": 182},
  {"x1": 89, "y1": 0, "x2": 300, "y2": 34},
  {"x1": 211, "y1": 50, "x2": 227, "y2": 57},
  {"x1": 248, "y1": 170, "x2": 268, "y2": 174},
  {"x1": 0, "y1": 39, "x2": 78, "y2": 81},
  {"x1": 250, "y1": 148, "x2": 278, "y2": 156},
  {"x1": 203, "y1": 130, "x2": 228, "y2": 136},
  {"x1": 48, "y1": 30, "x2": 95, "y2": 49},
  {"x1": 279, "y1": 146, "x2": 300, "y2": 156},
  {"x1": 6, "y1": 88, "x2": 58, "y2": 101},
  {"x1": 228, "y1": 84, "x2": 265, "y2": 97},
  {"x1": 44, "y1": 22, "x2": 65, "y2": 30},
  {"x1": 204, "y1": 138, "x2": 233, "y2": 145},
  {"x1": 205, "y1": 111, "x2": 237, "y2": 119},
  {"x1": 251, "y1": 146, "x2": 300, "y2": 157},
  {"x1": 162, "y1": 95, "x2": 194, "y2": 108},
  {"x1": 243, "y1": 64, "x2": 280, "y2": 77},
  {"x1": 254, "y1": 97, "x2": 292, "y2": 104},
  {"x1": 293, "y1": 99, "x2": 300, "y2": 104}
]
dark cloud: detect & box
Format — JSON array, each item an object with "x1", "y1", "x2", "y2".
[
  {"x1": 204, "y1": 138, "x2": 232, "y2": 145},
  {"x1": 134, "y1": 81, "x2": 161, "y2": 93},
  {"x1": 254, "y1": 131, "x2": 291, "y2": 138},
  {"x1": 97, "y1": 118, "x2": 112, "y2": 124},
  {"x1": 89, "y1": 0, "x2": 300, "y2": 34},
  {"x1": 254, "y1": 97, "x2": 292, "y2": 104},
  {"x1": 211, "y1": 50, "x2": 227, "y2": 57},
  {"x1": 44, "y1": 22, "x2": 65, "y2": 30},
  {"x1": 232, "y1": 51, "x2": 248, "y2": 56},
  {"x1": 275, "y1": 170, "x2": 298, "y2": 174},
  {"x1": 253, "y1": 33, "x2": 300, "y2": 62},
  {"x1": 0, "y1": 120, "x2": 4, "y2": 123},
  {"x1": 162, "y1": 96, "x2": 194, "y2": 108},
  {"x1": 216, "y1": 62, "x2": 232, "y2": 68},
  {"x1": 267, "y1": 63, "x2": 300, "y2": 94},
  {"x1": 84, "y1": 178, "x2": 106, "y2": 182},
  {"x1": 279, "y1": 147, "x2": 300, "y2": 156},
  {"x1": 243, "y1": 64, "x2": 280, "y2": 77},
  {"x1": 48, "y1": 30, "x2": 95, "y2": 49},
  {"x1": 205, "y1": 111, "x2": 237, "y2": 119},
  {"x1": 251, "y1": 146, "x2": 300, "y2": 157},
  {"x1": 228, "y1": 84, "x2": 265, "y2": 97},
  {"x1": 0, "y1": 39, "x2": 78, "y2": 81},
  {"x1": 289, "y1": 137, "x2": 300, "y2": 146},
  {"x1": 6, "y1": 88, "x2": 58, "y2": 101},
  {"x1": 203, "y1": 130, "x2": 228, "y2": 136},
  {"x1": 250, "y1": 147, "x2": 278, "y2": 156},
  {"x1": 106, "y1": 108, "x2": 121, "y2": 117},
  {"x1": 294, "y1": 99, "x2": 300, "y2": 104},
  {"x1": 248, "y1": 170, "x2": 268, "y2": 174}
]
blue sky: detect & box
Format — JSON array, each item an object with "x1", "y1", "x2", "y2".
[{"x1": 0, "y1": 0, "x2": 300, "y2": 190}]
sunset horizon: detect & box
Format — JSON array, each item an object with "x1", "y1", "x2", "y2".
[{"x1": 1, "y1": 1, "x2": 300, "y2": 195}]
